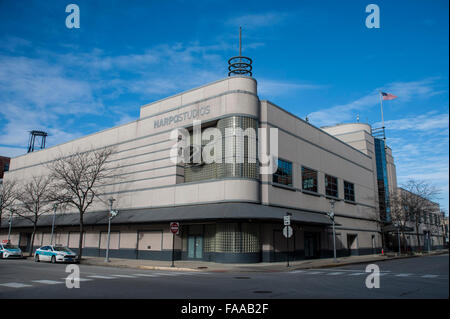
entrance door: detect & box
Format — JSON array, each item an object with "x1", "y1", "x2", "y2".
[
  {"x1": 304, "y1": 232, "x2": 318, "y2": 258},
  {"x1": 188, "y1": 235, "x2": 203, "y2": 259}
]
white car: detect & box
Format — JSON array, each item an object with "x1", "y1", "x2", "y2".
[
  {"x1": 34, "y1": 245, "x2": 77, "y2": 263},
  {"x1": 0, "y1": 243, "x2": 23, "y2": 259}
]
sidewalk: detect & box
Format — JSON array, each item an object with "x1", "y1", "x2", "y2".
[{"x1": 79, "y1": 249, "x2": 448, "y2": 273}]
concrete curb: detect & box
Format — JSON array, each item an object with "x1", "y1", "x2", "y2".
[{"x1": 76, "y1": 250, "x2": 448, "y2": 273}]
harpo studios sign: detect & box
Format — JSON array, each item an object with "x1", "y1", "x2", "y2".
[{"x1": 153, "y1": 105, "x2": 211, "y2": 129}]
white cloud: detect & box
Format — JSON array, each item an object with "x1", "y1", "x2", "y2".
[
  {"x1": 226, "y1": 12, "x2": 292, "y2": 29},
  {"x1": 309, "y1": 78, "x2": 443, "y2": 127},
  {"x1": 258, "y1": 79, "x2": 325, "y2": 97},
  {"x1": 374, "y1": 112, "x2": 449, "y2": 131}
]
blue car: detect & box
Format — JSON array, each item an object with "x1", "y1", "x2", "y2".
[
  {"x1": 0, "y1": 242, "x2": 23, "y2": 259},
  {"x1": 34, "y1": 245, "x2": 77, "y2": 263}
]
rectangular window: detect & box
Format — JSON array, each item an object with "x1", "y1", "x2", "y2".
[
  {"x1": 325, "y1": 174, "x2": 338, "y2": 198},
  {"x1": 344, "y1": 181, "x2": 355, "y2": 202},
  {"x1": 273, "y1": 159, "x2": 293, "y2": 187},
  {"x1": 301, "y1": 166, "x2": 318, "y2": 193}
]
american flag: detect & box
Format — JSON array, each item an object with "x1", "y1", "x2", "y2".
[{"x1": 381, "y1": 91, "x2": 397, "y2": 100}]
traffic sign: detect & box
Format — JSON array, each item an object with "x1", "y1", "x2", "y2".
[
  {"x1": 283, "y1": 226, "x2": 293, "y2": 238},
  {"x1": 2, "y1": 239, "x2": 9, "y2": 244},
  {"x1": 170, "y1": 222, "x2": 180, "y2": 234},
  {"x1": 284, "y1": 215, "x2": 291, "y2": 226}
]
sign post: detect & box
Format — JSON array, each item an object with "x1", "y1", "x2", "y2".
[
  {"x1": 170, "y1": 222, "x2": 180, "y2": 267},
  {"x1": 283, "y1": 213, "x2": 293, "y2": 267}
]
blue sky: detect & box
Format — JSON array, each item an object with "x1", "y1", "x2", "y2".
[{"x1": 0, "y1": 0, "x2": 448, "y2": 211}]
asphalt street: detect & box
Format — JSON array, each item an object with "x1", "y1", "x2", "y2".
[{"x1": 0, "y1": 254, "x2": 448, "y2": 299}]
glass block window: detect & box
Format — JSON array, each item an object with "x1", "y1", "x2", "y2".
[
  {"x1": 325, "y1": 174, "x2": 338, "y2": 198},
  {"x1": 203, "y1": 224, "x2": 216, "y2": 252},
  {"x1": 273, "y1": 159, "x2": 293, "y2": 186},
  {"x1": 302, "y1": 166, "x2": 318, "y2": 193},
  {"x1": 344, "y1": 181, "x2": 355, "y2": 202}
]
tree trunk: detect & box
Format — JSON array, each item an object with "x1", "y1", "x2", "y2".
[
  {"x1": 416, "y1": 221, "x2": 421, "y2": 251},
  {"x1": 78, "y1": 213, "x2": 84, "y2": 261},
  {"x1": 29, "y1": 221, "x2": 37, "y2": 255}
]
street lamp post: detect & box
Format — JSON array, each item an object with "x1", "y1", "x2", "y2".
[
  {"x1": 395, "y1": 223, "x2": 401, "y2": 256},
  {"x1": 7, "y1": 209, "x2": 14, "y2": 242},
  {"x1": 50, "y1": 203, "x2": 58, "y2": 245},
  {"x1": 105, "y1": 198, "x2": 118, "y2": 263},
  {"x1": 327, "y1": 200, "x2": 337, "y2": 263}
]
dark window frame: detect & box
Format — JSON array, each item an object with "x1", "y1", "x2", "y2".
[
  {"x1": 272, "y1": 158, "x2": 293, "y2": 187},
  {"x1": 301, "y1": 166, "x2": 318, "y2": 194},
  {"x1": 344, "y1": 180, "x2": 355, "y2": 202},
  {"x1": 325, "y1": 174, "x2": 338, "y2": 198}
]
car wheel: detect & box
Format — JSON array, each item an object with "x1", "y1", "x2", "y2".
[
  {"x1": 51, "y1": 255, "x2": 56, "y2": 264},
  {"x1": 35, "y1": 254, "x2": 40, "y2": 262}
]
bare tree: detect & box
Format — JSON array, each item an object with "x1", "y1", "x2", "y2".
[
  {"x1": 15, "y1": 176, "x2": 53, "y2": 254},
  {"x1": 388, "y1": 190, "x2": 409, "y2": 252},
  {"x1": 0, "y1": 179, "x2": 18, "y2": 229},
  {"x1": 47, "y1": 147, "x2": 117, "y2": 261},
  {"x1": 398, "y1": 180, "x2": 440, "y2": 251}
]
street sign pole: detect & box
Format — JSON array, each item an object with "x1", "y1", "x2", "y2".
[
  {"x1": 284, "y1": 213, "x2": 292, "y2": 268},
  {"x1": 169, "y1": 222, "x2": 179, "y2": 267},
  {"x1": 286, "y1": 227, "x2": 290, "y2": 267}
]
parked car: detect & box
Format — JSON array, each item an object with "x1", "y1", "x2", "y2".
[
  {"x1": 0, "y1": 242, "x2": 24, "y2": 259},
  {"x1": 34, "y1": 245, "x2": 77, "y2": 263}
]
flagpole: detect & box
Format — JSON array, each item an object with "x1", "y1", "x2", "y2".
[{"x1": 379, "y1": 91, "x2": 386, "y2": 148}]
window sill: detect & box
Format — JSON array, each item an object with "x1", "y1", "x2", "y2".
[
  {"x1": 271, "y1": 182, "x2": 296, "y2": 191},
  {"x1": 302, "y1": 190, "x2": 321, "y2": 197},
  {"x1": 325, "y1": 195, "x2": 341, "y2": 201},
  {"x1": 344, "y1": 200, "x2": 357, "y2": 205}
]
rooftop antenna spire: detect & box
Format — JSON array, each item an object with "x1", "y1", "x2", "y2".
[
  {"x1": 239, "y1": 26, "x2": 242, "y2": 57},
  {"x1": 228, "y1": 27, "x2": 252, "y2": 77}
]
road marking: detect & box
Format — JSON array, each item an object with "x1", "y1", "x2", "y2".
[
  {"x1": 61, "y1": 278, "x2": 93, "y2": 282},
  {"x1": 290, "y1": 270, "x2": 305, "y2": 274},
  {"x1": 348, "y1": 272, "x2": 366, "y2": 276},
  {"x1": 395, "y1": 273, "x2": 412, "y2": 277},
  {"x1": 327, "y1": 272, "x2": 345, "y2": 276},
  {"x1": 153, "y1": 272, "x2": 180, "y2": 276},
  {"x1": 87, "y1": 275, "x2": 117, "y2": 279},
  {"x1": 304, "y1": 271, "x2": 322, "y2": 275},
  {"x1": 421, "y1": 274, "x2": 438, "y2": 278},
  {"x1": 110, "y1": 274, "x2": 137, "y2": 278},
  {"x1": 0, "y1": 282, "x2": 33, "y2": 288},
  {"x1": 132, "y1": 274, "x2": 158, "y2": 277},
  {"x1": 32, "y1": 280, "x2": 64, "y2": 285}
]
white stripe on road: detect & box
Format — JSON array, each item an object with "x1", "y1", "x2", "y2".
[
  {"x1": 421, "y1": 274, "x2": 438, "y2": 278},
  {"x1": 0, "y1": 282, "x2": 33, "y2": 288},
  {"x1": 395, "y1": 273, "x2": 412, "y2": 277},
  {"x1": 61, "y1": 278, "x2": 93, "y2": 282},
  {"x1": 304, "y1": 271, "x2": 322, "y2": 275},
  {"x1": 87, "y1": 275, "x2": 117, "y2": 279},
  {"x1": 110, "y1": 274, "x2": 137, "y2": 278},
  {"x1": 348, "y1": 272, "x2": 366, "y2": 276},
  {"x1": 132, "y1": 274, "x2": 158, "y2": 277},
  {"x1": 327, "y1": 272, "x2": 345, "y2": 276},
  {"x1": 32, "y1": 280, "x2": 64, "y2": 285}
]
